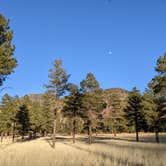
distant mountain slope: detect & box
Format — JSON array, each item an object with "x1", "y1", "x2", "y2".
[
  {"x1": 102, "y1": 88, "x2": 129, "y2": 118},
  {"x1": 27, "y1": 88, "x2": 129, "y2": 112},
  {"x1": 28, "y1": 94, "x2": 43, "y2": 103}
]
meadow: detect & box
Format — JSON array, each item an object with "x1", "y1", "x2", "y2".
[{"x1": 0, "y1": 133, "x2": 166, "y2": 166}]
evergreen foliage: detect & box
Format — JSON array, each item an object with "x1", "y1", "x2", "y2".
[
  {"x1": 80, "y1": 73, "x2": 103, "y2": 144},
  {"x1": 16, "y1": 104, "x2": 30, "y2": 139},
  {"x1": 0, "y1": 24, "x2": 165, "y2": 145},
  {"x1": 63, "y1": 84, "x2": 83, "y2": 143},
  {"x1": 44, "y1": 59, "x2": 70, "y2": 148},
  {"x1": 142, "y1": 53, "x2": 166, "y2": 142},
  {"x1": 124, "y1": 87, "x2": 145, "y2": 141},
  {"x1": 0, "y1": 14, "x2": 17, "y2": 86}
]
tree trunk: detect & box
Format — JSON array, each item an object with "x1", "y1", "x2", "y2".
[
  {"x1": 113, "y1": 119, "x2": 117, "y2": 137},
  {"x1": 44, "y1": 131, "x2": 47, "y2": 137},
  {"x1": 1, "y1": 132, "x2": 4, "y2": 143},
  {"x1": 73, "y1": 119, "x2": 76, "y2": 143},
  {"x1": 41, "y1": 131, "x2": 45, "y2": 137},
  {"x1": 95, "y1": 127, "x2": 98, "y2": 136},
  {"x1": 136, "y1": 130, "x2": 139, "y2": 142},
  {"x1": 113, "y1": 127, "x2": 116, "y2": 137},
  {"x1": 12, "y1": 122, "x2": 15, "y2": 142},
  {"x1": 88, "y1": 122, "x2": 92, "y2": 144},
  {"x1": 155, "y1": 131, "x2": 159, "y2": 143},
  {"x1": 111, "y1": 123, "x2": 114, "y2": 136},
  {"x1": 33, "y1": 131, "x2": 37, "y2": 138},
  {"x1": 29, "y1": 133, "x2": 32, "y2": 140},
  {"x1": 113, "y1": 123, "x2": 116, "y2": 137},
  {"x1": 135, "y1": 118, "x2": 139, "y2": 142},
  {"x1": 52, "y1": 118, "x2": 56, "y2": 148}
]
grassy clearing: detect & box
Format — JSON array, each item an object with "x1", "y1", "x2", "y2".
[{"x1": 0, "y1": 133, "x2": 165, "y2": 166}]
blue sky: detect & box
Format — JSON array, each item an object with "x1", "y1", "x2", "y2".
[{"x1": 0, "y1": 0, "x2": 166, "y2": 98}]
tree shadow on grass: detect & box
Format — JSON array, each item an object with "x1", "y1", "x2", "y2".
[
  {"x1": 44, "y1": 135, "x2": 166, "y2": 152},
  {"x1": 93, "y1": 134, "x2": 166, "y2": 144},
  {"x1": 62, "y1": 142, "x2": 143, "y2": 166},
  {"x1": 16, "y1": 136, "x2": 40, "y2": 143},
  {"x1": 45, "y1": 139, "x2": 54, "y2": 148},
  {"x1": 44, "y1": 136, "x2": 72, "y2": 148},
  {"x1": 91, "y1": 136, "x2": 166, "y2": 152}
]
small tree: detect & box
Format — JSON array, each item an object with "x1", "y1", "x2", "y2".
[
  {"x1": 16, "y1": 104, "x2": 30, "y2": 139},
  {"x1": 44, "y1": 59, "x2": 70, "y2": 148},
  {"x1": 124, "y1": 87, "x2": 145, "y2": 142}
]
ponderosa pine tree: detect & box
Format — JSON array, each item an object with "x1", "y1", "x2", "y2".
[
  {"x1": 0, "y1": 14, "x2": 17, "y2": 87},
  {"x1": 63, "y1": 84, "x2": 83, "y2": 143},
  {"x1": 44, "y1": 59, "x2": 70, "y2": 148},
  {"x1": 41, "y1": 93, "x2": 55, "y2": 136},
  {"x1": 0, "y1": 94, "x2": 19, "y2": 142},
  {"x1": 10, "y1": 95, "x2": 20, "y2": 142},
  {"x1": 110, "y1": 93, "x2": 122, "y2": 136},
  {"x1": 29, "y1": 102, "x2": 45, "y2": 138},
  {"x1": 124, "y1": 87, "x2": 145, "y2": 142},
  {"x1": 16, "y1": 104, "x2": 30, "y2": 139},
  {"x1": 80, "y1": 73, "x2": 103, "y2": 144},
  {"x1": 142, "y1": 88, "x2": 162, "y2": 143},
  {"x1": 102, "y1": 90, "x2": 125, "y2": 135},
  {"x1": 0, "y1": 94, "x2": 12, "y2": 142},
  {"x1": 0, "y1": 94, "x2": 13, "y2": 136},
  {"x1": 143, "y1": 53, "x2": 166, "y2": 143}
]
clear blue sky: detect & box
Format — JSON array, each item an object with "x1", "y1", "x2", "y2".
[{"x1": 0, "y1": 0, "x2": 166, "y2": 98}]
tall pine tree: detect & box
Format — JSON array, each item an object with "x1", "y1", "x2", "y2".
[
  {"x1": 144, "y1": 53, "x2": 166, "y2": 143},
  {"x1": 44, "y1": 59, "x2": 70, "y2": 148},
  {"x1": 124, "y1": 87, "x2": 145, "y2": 142},
  {"x1": 80, "y1": 73, "x2": 103, "y2": 144}
]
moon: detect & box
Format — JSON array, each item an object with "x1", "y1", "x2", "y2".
[{"x1": 108, "y1": 50, "x2": 112, "y2": 55}]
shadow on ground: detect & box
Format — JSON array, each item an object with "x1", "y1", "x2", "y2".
[
  {"x1": 62, "y1": 142, "x2": 143, "y2": 166},
  {"x1": 44, "y1": 135, "x2": 166, "y2": 153}
]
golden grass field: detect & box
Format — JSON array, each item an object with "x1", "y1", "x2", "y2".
[{"x1": 0, "y1": 133, "x2": 166, "y2": 166}]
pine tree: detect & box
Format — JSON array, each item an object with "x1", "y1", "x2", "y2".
[
  {"x1": 44, "y1": 59, "x2": 70, "y2": 148},
  {"x1": 16, "y1": 104, "x2": 30, "y2": 139},
  {"x1": 63, "y1": 84, "x2": 83, "y2": 143},
  {"x1": 29, "y1": 102, "x2": 44, "y2": 138},
  {"x1": 102, "y1": 90, "x2": 126, "y2": 135},
  {"x1": 80, "y1": 73, "x2": 103, "y2": 144},
  {"x1": 110, "y1": 93, "x2": 122, "y2": 136},
  {"x1": 0, "y1": 14, "x2": 17, "y2": 87},
  {"x1": 0, "y1": 94, "x2": 19, "y2": 142},
  {"x1": 143, "y1": 53, "x2": 166, "y2": 143},
  {"x1": 41, "y1": 93, "x2": 55, "y2": 136},
  {"x1": 124, "y1": 87, "x2": 144, "y2": 142},
  {"x1": 142, "y1": 88, "x2": 165, "y2": 143}
]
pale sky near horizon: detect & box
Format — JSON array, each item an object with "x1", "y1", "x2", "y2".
[{"x1": 0, "y1": 0, "x2": 166, "y2": 98}]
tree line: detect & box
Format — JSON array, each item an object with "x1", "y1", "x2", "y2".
[{"x1": 0, "y1": 13, "x2": 165, "y2": 146}]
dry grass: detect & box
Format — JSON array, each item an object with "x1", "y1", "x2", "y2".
[{"x1": 0, "y1": 133, "x2": 166, "y2": 166}]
